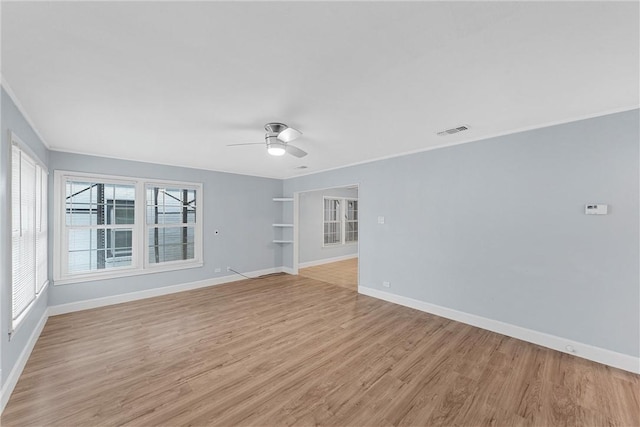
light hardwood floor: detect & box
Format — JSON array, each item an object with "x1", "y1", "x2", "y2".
[
  {"x1": 2, "y1": 269, "x2": 638, "y2": 426},
  {"x1": 299, "y1": 258, "x2": 358, "y2": 291}
]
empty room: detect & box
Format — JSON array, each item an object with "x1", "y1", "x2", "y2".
[{"x1": 0, "y1": 1, "x2": 638, "y2": 426}]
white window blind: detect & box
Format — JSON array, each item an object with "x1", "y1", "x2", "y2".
[
  {"x1": 11, "y1": 140, "x2": 48, "y2": 332},
  {"x1": 36, "y1": 165, "x2": 48, "y2": 293}
]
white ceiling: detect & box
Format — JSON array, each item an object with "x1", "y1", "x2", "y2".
[{"x1": 2, "y1": 1, "x2": 638, "y2": 179}]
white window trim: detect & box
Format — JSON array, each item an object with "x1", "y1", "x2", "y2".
[
  {"x1": 143, "y1": 180, "x2": 201, "y2": 270},
  {"x1": 9, "y1": 132, "x2": 49, "y2": 337},
  {"x1": 322, "y1": 196, "x2": 358, "y2": 247},
  {"x1": 53, "y1": 171, "x2": 203, "y2": 286}
]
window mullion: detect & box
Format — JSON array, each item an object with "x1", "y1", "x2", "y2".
[
  {"x1": 32, "y1": 165, "x2": 38, "y2": 297},
  {"x1": 135, "y1": 180, "x2": 145, "y2": 271},
  {"x1": 19, "y1": 151, "x2": 23, "y2": 237},
  {"x1": 66, "y1": 224, "x2": 134, "y2": 230},
  {"x1": 341, "y1": 198, "x2": 346, "y2": 245},
  {"x1": 153, "y1": 222, "x2": 190, "y2": 229}
]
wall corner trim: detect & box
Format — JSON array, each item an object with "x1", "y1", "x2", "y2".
[
  {"x1": 358, "y1": 286, "x2": 640, "y2": 374},
  {"x1": 0, "y1": 308, "x2": 50, "y2": 415}
]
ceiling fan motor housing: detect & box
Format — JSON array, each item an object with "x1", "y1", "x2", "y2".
[{"x1": 264, "y1": 122, "x2": 288, "y2": 136}]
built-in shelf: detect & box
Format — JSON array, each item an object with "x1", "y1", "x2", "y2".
[{"x1": 273, "y1": 198, "x2": 293, "y2": 245}]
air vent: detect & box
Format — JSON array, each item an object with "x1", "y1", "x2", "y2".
[
  {"x1": 295, "y1": 165, "x2": 308, "y2": 169},
  {"x1": 437, "y1": 125, "x2": 469, "y2": 136}
]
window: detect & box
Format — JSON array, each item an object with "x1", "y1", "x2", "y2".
[
  {"x1": 323, "y1": 198, "x2": 341, "y2": 245},
  {"x1": 345, "y1": 199, "x2": 358, "y2": 243},
  {"x1": 11, "y1": 135, "x2": 48, "y2": 332},
  {"x1": 65, "y1": 180, "x2": 136, "y2": 274},
  {"x1": 54, "y1": 172, "x2": 202, "y2": 284},
  {"x1": 323, "y1": 197, "x2": 358, "y2": 246},
  {"x1": 146, "y1": 186, "x2": 197, "y2": 264}
]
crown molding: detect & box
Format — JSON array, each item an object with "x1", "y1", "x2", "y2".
[
  {"x1": 1, "y1": 75, "x2": 51, "y2": 149},
  {"x1": 286, "y1": 105, "x2": 640, "y2": 180}
]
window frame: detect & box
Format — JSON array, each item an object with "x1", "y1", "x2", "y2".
[
  {"x1": 53, "y1": 171, "x2": 203, "y2": 285},
  {"x1": 144, "y1": 182, "x2": 200, "y2": 269},
  {"x1": 344, "y1": 198, "x2": 358, "y2": 244},
  {"x1": 60, "y1": 175, "x2": 139, "y2": 278},
  {"x1": 322, "y1": 196, "x2": 358, "y2": 247},
  {"x1": 323, "y1": 197, "x2": 342, "y2": 246},
  {"x1": 9, "y1": 132, "x2": 49, "y2": 335}
]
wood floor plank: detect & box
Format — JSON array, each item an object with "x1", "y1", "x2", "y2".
[
  {"x1": 2, "y1": 261, "x2": 638, "y2": 426},
  {"x1": 299, "y1": 258, "x2": 358, "y2": 291}
]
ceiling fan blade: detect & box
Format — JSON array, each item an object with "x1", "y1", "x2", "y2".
[
  {"x1": 286, "y1": 144, "x2": 307, "y2": 158},
  {"x1": 226, "y1": 142, "x2": 264, "y2": 147},
  {"x1": 277, "y1": 127, "x2": 302, "y2": 143}
]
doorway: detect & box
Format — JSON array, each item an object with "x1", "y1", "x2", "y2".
[{"x1": 294, "y1": 185, "x2": 359, "y2": 291}]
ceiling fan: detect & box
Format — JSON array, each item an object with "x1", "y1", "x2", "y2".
[{"x1": 227, "y1": 123, "x2": 307, "y2": 157}]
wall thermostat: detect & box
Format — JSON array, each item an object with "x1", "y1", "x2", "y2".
[{"x1": 585, "y1": 204, "x2": 608, "y2": 215}]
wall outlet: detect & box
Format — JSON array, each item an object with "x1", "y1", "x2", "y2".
[
  {"x1": 378, "y1": 216, "x2": 385, "y2": 224},
  {"x1": 382, "y1": 281, "x2": 390, "y2": 288},
  {"x1": 215, "y1": 267, "x2": 221, "y2": 273}
]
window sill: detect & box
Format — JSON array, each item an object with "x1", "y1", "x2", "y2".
[
  {"x1": 53, "y1": 261, "x2": 204, "y2": 286},
  {"x1": 322, "y1": 242, "x2": 358, "y2": 248}
]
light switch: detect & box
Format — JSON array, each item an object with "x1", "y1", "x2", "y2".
[
  {"x1": 377, "y1": 216, "x2": 385, "y2": 224},
  {"x1": 585, "y1": 204, "x2": 608, "y2": 215}
]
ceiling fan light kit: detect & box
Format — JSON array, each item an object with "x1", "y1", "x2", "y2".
[{"x1": 266, "y1": 137, "x2": 286, "y2": 156}]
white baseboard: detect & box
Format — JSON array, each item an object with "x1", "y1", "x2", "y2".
[
  {"x1": 298, "y1": 253, "x2": 358, "y2": 269},
  {"x1": 358, "y1": 286, "x2": 640, "y2": 374},
  {"x1": 0, "y1": 307, "x2": 49, "y2": 414},
  {"x1": 49, "y1": 267, "x2": 283, "y2": 316},
  {"x1": 281, "y1": 267, "x2": 296, "y2": 275}
]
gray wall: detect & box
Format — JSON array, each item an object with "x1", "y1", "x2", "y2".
[
  {"x1": 298, "y1": 187, "x2": 358, "y2": 265},
  {"x1": 1, "y1": 88, "x2": 51, "y2": 385},
  {"x1": 48, "y1": 152, "x2": 283, "y2": 306},
  {"x1": 284, "y1": 109, "x2": 640, "y2": 357}
]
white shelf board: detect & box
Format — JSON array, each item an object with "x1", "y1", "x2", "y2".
[
  {"x1": 272, "y1": 224, "x2": 294, "y2": 227},
  {"x1": 272, "y1": 240, "x2": 293, "y2": 244},
  {"x1": 272, "y1": 197, "x2": 294, "y2": 202}
]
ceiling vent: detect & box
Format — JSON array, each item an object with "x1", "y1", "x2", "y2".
[{"x1": 437, "y1": 125, "x2": 469, "y2": 136}]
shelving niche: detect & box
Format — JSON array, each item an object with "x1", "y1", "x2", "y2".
[{"x1": 273, "y1": 197, "x2": 293, "y2": 244}]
